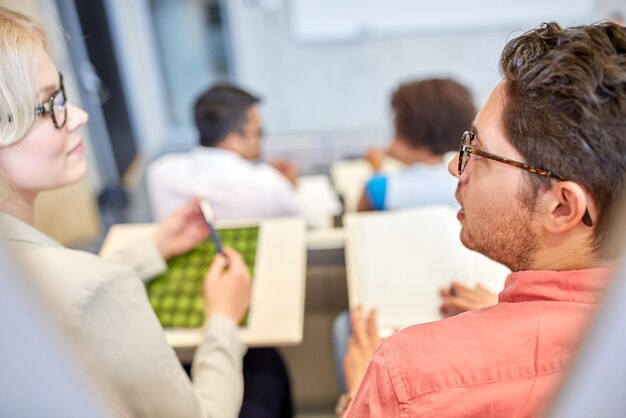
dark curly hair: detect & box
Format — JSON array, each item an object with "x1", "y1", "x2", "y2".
[
  {"x1": 500, "y1": 21, "x2": 626, "y2": 254},
  {"x1": 391, "y1": 78, "x2": 476, "y2": 155}
]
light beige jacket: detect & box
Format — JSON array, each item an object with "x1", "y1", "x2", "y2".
[{"x1": 1, "y1": 212, "x2": 245, "y2": 417}]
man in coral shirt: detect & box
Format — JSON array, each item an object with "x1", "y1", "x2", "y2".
[{"x1": 344, "y1": 22, "x2": 626, "y2": 417}]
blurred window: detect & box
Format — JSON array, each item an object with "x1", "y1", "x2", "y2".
[{"x1": 149, "y1": 0, "x2": 230, "y2": 126}]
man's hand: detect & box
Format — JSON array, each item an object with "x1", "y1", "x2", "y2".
[
  {"x1": 364, "y1": 148, "x2": 385, "y2": 172},
  {"x1": 440, "y1": 282, "x2": 498, "y2": 317},
  {"x1": 204, "y1": 248, "x2": 252, "y2": 324},
  {"x1": 271, "y1": 159, "x2": 299, "y2": 187},
  {"x1": 343, "y1": 307, "x2": 381, "y2": 396},
  {"x1": 153, "y1": 198, "x2": 209, "y2": 260}
]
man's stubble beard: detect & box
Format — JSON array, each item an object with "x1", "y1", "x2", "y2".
[{"x1": 460, "y1": 198, "x2": 540, "y2": 272}]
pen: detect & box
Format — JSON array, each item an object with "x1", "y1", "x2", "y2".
[{"x1": 198, "y1": 199, "x2": 229, "y2": 265}]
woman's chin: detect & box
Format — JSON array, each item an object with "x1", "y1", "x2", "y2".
[{"x1": 61, "y1": 160, "x2": 88, "y2": 187}]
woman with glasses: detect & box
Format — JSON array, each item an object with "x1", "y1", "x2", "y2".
[{"x1": 0, "y1": 7, "x2": 253, "y2": 417}]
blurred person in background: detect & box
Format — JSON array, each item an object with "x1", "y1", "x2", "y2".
[
  {"x1": 357, "y1": 78, "x2": 475, "y2": 212},
  {"x1": 147, "y1": 84, "x2": 298, "y2": 221}
]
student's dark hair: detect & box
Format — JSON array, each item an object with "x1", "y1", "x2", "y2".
[
  {"x1": 499, "y1": 21, "x2": 626, "y2": 255},
  {"x1": 193, "y1": 84, "x2": 260, "y2": 147},
  {"x1": 391, "y1": 78, "x2": 476, "y2": 155}
]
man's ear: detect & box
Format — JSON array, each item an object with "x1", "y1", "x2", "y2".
[
  {"x1": 220, "y1": 131, "x2": 242, "y2": 153},
  {"x1": 542, "y1": 181, "x2": 591, "y2": 233}
]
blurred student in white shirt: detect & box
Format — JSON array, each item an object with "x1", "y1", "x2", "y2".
[{"x1": 147, "y1": 85, "x2": 298, "y2": 221}]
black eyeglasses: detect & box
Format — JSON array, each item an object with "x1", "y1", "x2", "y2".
[
  {"x1": 33, "y1": 72, "x2": 67, "y2": 129},
  {"x1": 458, "y1": 130, "x2": 593, "y2": 227}
]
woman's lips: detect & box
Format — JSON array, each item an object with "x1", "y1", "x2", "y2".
[{"x1": 68, "y1": 140, "x2": 84, "y2": 155}]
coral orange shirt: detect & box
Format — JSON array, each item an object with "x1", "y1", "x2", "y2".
[{"x1": 346, "y1": 268, "x2": 611, "y2": 417}]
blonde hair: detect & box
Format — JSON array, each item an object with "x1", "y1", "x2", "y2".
[{"x1": 0, "y1": 7, "x2": 49, "y2": 147}]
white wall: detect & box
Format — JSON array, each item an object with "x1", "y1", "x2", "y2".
[
  {"x1": 99, "y1": 0, "x2": 626, "y2": 172},
  {"x1": 227, "y1": 0, "x2": 615, "y2": 140},
  {"x1": 223, "y1": 0, "x2": 626, "y2": 171},
  {"x1": 229, "y1": 0, "x2": 499, "y2": 136}
]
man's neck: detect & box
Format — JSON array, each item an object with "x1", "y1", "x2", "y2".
[
  {"x1": 529, "y1": 252, "x2": 611, "y2": 271},
  {"x1": 529, "y1": 232, "x2": 612, "y2": 271}
]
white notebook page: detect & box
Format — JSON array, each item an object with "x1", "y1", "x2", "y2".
[{"x1": 344, "y1": 206, "x2": 509, "y2": 335}]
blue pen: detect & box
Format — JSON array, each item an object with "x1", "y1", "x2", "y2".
[{"x1": 199, "y1": 199, "x2": 228, "y2": 265}]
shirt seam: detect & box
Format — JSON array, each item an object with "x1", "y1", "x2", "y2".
[
  {"x1": 381, "y1": 346, "x2": 412, "y2": 418},
  {"x1": 403, "y1": 367, "x2": 566, "y2": 402}
]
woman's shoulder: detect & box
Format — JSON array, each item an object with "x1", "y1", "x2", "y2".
[
  {"x1": 11, "y1": 241, "x2": 140, "y2": 316},
  {"x1": 16, "y1": 240, "x2": 127, "y2": 274}
]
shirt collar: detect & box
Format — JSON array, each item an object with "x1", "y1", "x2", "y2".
[
  {"x1": 190, "y1": 146, "x2": 244, "y2": 162},
  {"x1": 190, "y1": 146, "x2": 252, "y2": 172},
  {"x1": 499, "y1": 268, "x2": 613, "y2": 305}
]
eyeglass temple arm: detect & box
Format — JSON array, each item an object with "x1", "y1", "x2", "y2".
[{"x1": 582, "y1": 209, "x2": 593, "y2": 227}]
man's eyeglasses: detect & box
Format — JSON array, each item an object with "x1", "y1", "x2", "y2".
[
  {"x1": 457, "y1": 130, "x2": 593, "y2": 227},
  {"x1": 34, "y1": 72, "x2": 67, "y2": 129},
  {"x1": 239, "y1": 126, "x2": 264, "y2": 139}
]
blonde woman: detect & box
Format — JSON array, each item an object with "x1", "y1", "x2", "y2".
[{"x1": 0, "y1": 7, "x2": 252, "y2": 417}]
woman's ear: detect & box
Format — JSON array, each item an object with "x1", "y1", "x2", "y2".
[{"x1": 542, "y1": 181, "x2": 592, "y2": 233}]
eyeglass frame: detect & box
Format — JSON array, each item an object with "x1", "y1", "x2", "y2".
[
  {"x1": 238, "y1": 125, "x2": 265, "y2": 139},
  {"x1": 457, "y1": 130, "x2": 593, "y2": 227},
  {"x1": 33, "y1": 72, "x2": 67, "y2": 130}
]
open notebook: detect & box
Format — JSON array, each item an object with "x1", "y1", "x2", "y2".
[{"x1": 344, "y1": 205, "x2": 510, "y2": 336}]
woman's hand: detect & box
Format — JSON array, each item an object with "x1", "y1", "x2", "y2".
[
  {"x1": 204, "y1": 248, "x2": 252, "y2": 323},
  {"x1": 153, "y1": 198, "x2": 209, "y2": 260}
]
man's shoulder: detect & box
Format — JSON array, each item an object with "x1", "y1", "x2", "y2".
[
  {"x1": 375, "y1": 303, "x2": 580, "y2": 402},
  {"x1": 368, "y1": 312, "x2": 494, "y2": 403},
  {"x1": 251, "y1": 161, "x2": 286, "y2": 176},
  {"x1": 245, "y1": 162, "x2": 295, "y2": 192},
  {"x1": 146, "y1": 153, "x2": 199, "y2": 196},
  {"x1": 379, "y1": 312, "x2": 483, "y2": 366},
  {"x1": 148, "y1": 152, "x2": 190, "y2": 173},
  {"x1": 380, "y1": 305, "x2": 539, "y2": 364}
]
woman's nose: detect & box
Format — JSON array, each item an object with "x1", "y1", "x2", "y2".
[{"x1": 65, "y1": 102, "x2": 89, "y2": 131}]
